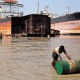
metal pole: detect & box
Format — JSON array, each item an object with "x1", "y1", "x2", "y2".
[{"x1": 10, "y1": 0, "x2": 12, "y2": 16}]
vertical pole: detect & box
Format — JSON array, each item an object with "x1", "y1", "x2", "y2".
[{"x1": 37, "y1": 0, "x2": 39, "y2": 14}]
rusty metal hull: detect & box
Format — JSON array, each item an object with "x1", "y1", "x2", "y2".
[{"x1": 51, "y1": 12, "x2": 80, "y2": 34}]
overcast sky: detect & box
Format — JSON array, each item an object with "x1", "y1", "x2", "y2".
[{"x1": 18, "y1": 0, "x2": 80, "y2": 16}]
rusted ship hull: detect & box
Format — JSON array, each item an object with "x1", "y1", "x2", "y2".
[
  {"x1": 0, "y1": 18, "x2": 11, "y2": 35},
  {"x1": 51, "y1": 12, "x2": 80, "y2": 35},
  {"x1": 0, "y1": 14, "x2": 51, "y2": 36},
  {"x1": 0, "y1": 17, "x2": 24, "y2": 36}
]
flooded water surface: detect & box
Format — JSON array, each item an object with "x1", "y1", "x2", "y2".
[{"x1": 0, "y1": 35, "x2": 80, "y2": 80}]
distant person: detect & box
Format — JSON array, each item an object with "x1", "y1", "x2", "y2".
[
  {"x1": 51, "y1": 45, "x2": 72, "y2": 68},
  {"x1": 0, "y1": 33, "x2": 2, "y2": 41},
  {"x1": 47, "y1": 34, "x2": 50, "y2": 39}
]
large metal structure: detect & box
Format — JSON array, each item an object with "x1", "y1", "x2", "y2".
[
  {"x1": 51, "y1": 12, "x2": 80, "y2": 34},
  {"x1": 0, "y1": 0, "x2": 23, "y2": 18},
  {"x1": 0, "y1": 0, "x2": 51, "y2": 36},
  {"x1": 0, "y1": 0, "x2": 23, "y2": 35},
  {"x1": 11, "y1": 14, "x2": 50, "y2": 36}
]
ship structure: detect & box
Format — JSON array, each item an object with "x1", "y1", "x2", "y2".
[
  {"x1": 0, "y1": 0, "x2": 51, "y2": 37},
  {"x1": 40, "y1": 4, "x2": 80, "y2": 35},
  {"x1": 0, "y1": 0, "x2": 80, "y2": 36},
  {"x1": 12, "y1": 14, "x2": 50, "y2": 37},
  {"x1": 51, "y1": 12, "x2": 80, "y2": 35},
  {"x1": 0, "y1": 0, "x2": 23, "y2": 18},
  {"x1": 0, "y1": 0, "x2": 23, "y2": 35}
]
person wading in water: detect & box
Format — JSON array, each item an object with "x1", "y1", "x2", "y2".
[
  {"x1": 0, "y1": 33, "x2": 2, "y2": 41},
  {"x1": 51, "y1": 45, "x2": 72, "y2": 68}
]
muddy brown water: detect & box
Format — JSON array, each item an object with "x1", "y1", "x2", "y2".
[{"x1": 0, "y1": 35, "x2": 80, "y2": 80}]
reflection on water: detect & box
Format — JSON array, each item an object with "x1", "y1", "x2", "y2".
[{"x1": 0, "y1": 35, "x2": 80, "y2": 80}]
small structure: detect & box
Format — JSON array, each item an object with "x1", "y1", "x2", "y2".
[{"x1": 50, "y1": 29, "x2": 60, "y2": 36}]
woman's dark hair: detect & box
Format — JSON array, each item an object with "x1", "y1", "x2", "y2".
[{"x1": 60, "y1": 45, "x2": 65, "y2": 51}]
